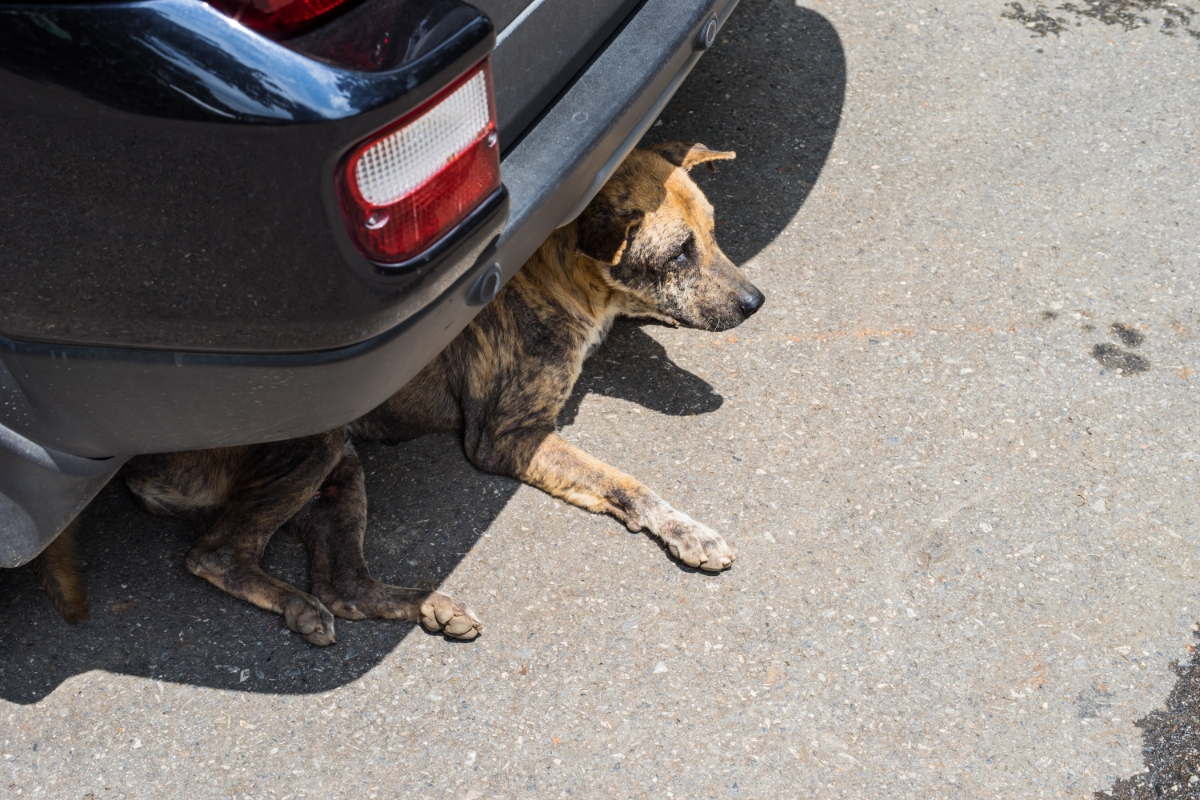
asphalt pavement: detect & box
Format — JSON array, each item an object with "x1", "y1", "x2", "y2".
[{"x1": 2, "y1": 0, "x2": 1199, "y2": 797}]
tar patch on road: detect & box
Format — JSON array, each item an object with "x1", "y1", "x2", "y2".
[
  {"x1": 1092, "y1": 322, "x2": 1151, "y2": 375},
  {"x1": 1005, "y1": 2, "x2": 1071, "y2": 35},
  {"x1": 1096, "y1": 628, "x2": 1200, "y2": 799},
  {"x1": 1003, "y1": 1, "x2": 1200, "y2": 43},
  {"x1": 1093, "y1": 343, "x2": 1151, "y2": 374},
  {"x1": 1111, "y1": 322, "x2": 1147, "y2": 348}
]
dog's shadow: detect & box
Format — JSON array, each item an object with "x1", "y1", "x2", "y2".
[
  {"x1": 0, "y1": 324, "x2": 723, "y2": 702},
  {"x1": 0, "y1": 0, "x2": 845, "y2": 703},
  {"x1": 560, "y1": 321, "x2": 723, "y2": 425},
  {"x1": 641, "y1": 0, "x2": 846, "y2": 266}
]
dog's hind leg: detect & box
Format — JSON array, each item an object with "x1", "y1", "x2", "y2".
[
  {"x1": 285, "y1": 443, "x2": 482, "y2": 640},
  {"x1": 32, "y1": 516, "x2": 88, "y2": 624},
  {"x1": 183, "y1": 434, "x2": 344, "y2": 645},
  {"x1": 470, "y1": 430, "x2": 735, "y2": 571}
]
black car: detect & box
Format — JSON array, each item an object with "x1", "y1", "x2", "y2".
[{"x1": 0, "y1": 0, "x2": 740, "y2": 566}]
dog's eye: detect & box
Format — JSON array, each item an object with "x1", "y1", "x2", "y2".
[{"x1": 667, "y1": 235, "x2": 693, "y2": 266}]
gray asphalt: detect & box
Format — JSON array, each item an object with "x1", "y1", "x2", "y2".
[{"x1": 3, "y1": 0, "x2": 1200, "y2": 797}]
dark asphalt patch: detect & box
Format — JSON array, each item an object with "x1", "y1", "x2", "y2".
[
  {"x1": 0, "y1": 322, "x2": 729, "y2": 703},
  {"x1": 1111, "y1": 322, "x2": 1146, "y2": 348},
  {"x1": 1093, "y1": 342, "x2": 1151, "y2": 374},
  {"x1": 1003, "y1": 1, "x2": 1200, "y2": 43},
  {"x1": 1096, "y1": 628, "x2": 1200, "y2": 799},
  {"x1": 1003, "y1": 1, "x2": 1069, "y2": 35}
]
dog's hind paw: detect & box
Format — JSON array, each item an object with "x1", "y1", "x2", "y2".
[
  {"x1": 419, "y1": 592, "x2": 483, "y2": 640},
  {"x1": 314, "y1": 580, "x2": 483, "y2": 639},
  {"x1": 283, "y1": 593, "x2": 337, "y2": 646},
  {"x1": 655, "y1": 510, "x2": 735, "y2": 571}
]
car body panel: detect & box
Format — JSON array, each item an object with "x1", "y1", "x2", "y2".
[
  {"x1": 0, "y1": 0, "x2": 494, "y2": 353},
  {"x1": 478, "y1": 0, "x2": 643, "y2": 149},
  {"x1": 0, "y1": 0, "x2": 740, "y2": 565}
]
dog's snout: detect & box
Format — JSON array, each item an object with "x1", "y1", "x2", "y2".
[{"x1": 739, "y1": 287, "x2": 765, "y2": 318}]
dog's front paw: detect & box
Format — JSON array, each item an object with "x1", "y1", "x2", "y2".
[
  {"x1": 655, "y1": 510, "x2": 735, "y2": 571},
  {"x1": 419, "y1": 592, "x2": 483, "y2": 640},
  {"x1": 283, "y1": 593, "x2": 337, "y2": 646}
]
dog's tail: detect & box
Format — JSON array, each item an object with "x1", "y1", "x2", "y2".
[{"x1": 33, "y1": 517, "x2": 89, "y2": 624}]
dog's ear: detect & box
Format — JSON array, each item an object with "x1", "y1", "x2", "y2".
[
  {"x1": 575, "y1": 195, "x2": 644, "y2": 265},
  {"x1": 648, "y1": 141, "x2": 736, "y2": 172}
]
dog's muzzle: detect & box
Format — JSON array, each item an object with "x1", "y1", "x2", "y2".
[{"x1": 738, "y1": 286, "x2": 765, "y2": 319}]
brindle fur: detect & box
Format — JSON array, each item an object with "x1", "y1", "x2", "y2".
[
  {"x1": 351, "y1": 143, "x2": 763, "y2": 571},
  {"x1": 34, "y1": 143, "x2": 760, "y2": 643},
  {"x1": 32, "y1": 517, "x2": 87, "y2": 624},
  {"x1": 119, "y1": 430, "x2": 482, "y2": 644}
]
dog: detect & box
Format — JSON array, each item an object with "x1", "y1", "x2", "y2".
[
  {"x1": 34, "y1": 142, "x2": 764, "y2": 644},
  {"x1": 349, "y1": 141, "x2": 762, "y2": 571},
  {"x1": 31, "y1": 517, "x2": 87, "y2": 624}
]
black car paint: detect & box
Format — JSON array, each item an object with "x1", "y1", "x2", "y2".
[
  {"x1": 0, "y1": 0, "x2": 494, "y2": 353},
  {"x1": 0, "y1": 0, "x2": 739, "y2": 566},
  {"x1": 0, "y1": 0, "x2": 650, "y2": 354},
  {"x1": 475, "y1": 0, "x2": 644, "y2": 150}
]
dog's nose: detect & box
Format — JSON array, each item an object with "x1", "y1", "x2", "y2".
[{"x1": 739, "y1": 287, "x2": 765, "y2": 318}]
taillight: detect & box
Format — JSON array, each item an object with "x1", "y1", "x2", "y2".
[
  {"x1": 337, "y1": 60, "x2": 501, "y2": 267},
  {"x1": 206, "y1": 0, "x2": 354, "y2": 37}
]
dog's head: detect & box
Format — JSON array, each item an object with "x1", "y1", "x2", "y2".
[{"x1": 574, "y1": 142, "x2": 764, "y2": 332}]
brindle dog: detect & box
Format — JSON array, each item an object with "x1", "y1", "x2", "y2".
[{"x1": 36, "y1": 142, "x2": 764, "y2": 644}]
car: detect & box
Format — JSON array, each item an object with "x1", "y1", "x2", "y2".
[{"x1": 0, "y1": 0, "x2": 741, "y2": 567}]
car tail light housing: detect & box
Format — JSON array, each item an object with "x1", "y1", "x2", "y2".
[
  {"x1": 337, "y1": 60, "x2": 501, "y2": 267},
  {"x1": 206, "y1": 0, "x2": 354, "y2": 37}
]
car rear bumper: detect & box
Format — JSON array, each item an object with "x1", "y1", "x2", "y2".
[{"x1": 0, "y1": 0, "x2": 740, "y2": 565}]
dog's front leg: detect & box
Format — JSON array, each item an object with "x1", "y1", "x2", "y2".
[{"x1": 475, "y1": 431, "x2": 734, "y2": 571}]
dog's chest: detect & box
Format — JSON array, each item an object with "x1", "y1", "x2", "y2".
[{"x1": 574, "y1": 307, "x2": 623, "y2": 381}]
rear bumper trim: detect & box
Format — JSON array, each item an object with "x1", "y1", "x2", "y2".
[
  {"x1": 491, "y1": 0, "x2": 738, "y2": 287},
  {"x1": 0, "y1": 0, "x2": 737, "y2": 461},
  {"x1": 556, "y1": 0, "x2": 737, "y2": 228},
  {"x1": 0, "y1": 419, "x2": 121, "y2": 567}
]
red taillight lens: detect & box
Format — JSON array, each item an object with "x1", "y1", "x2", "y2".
[
  {"x1": 337, "y1": 60, "x2": 501, "y2": 266},
  {"x1": 206, "y1": 0, "x2": 353, "y2": 36}
]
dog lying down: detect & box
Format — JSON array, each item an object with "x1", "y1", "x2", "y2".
[{"x1": 35, "y1": 142, "x2": 765, "y2": 644}]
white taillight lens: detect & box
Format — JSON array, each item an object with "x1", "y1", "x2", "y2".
[
  {"x1": 338, "y1": 60, "x2": 500, "y2": 265},
  {"x1": 354, "y1": 71, "x2": 491, "y2": 205}
]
